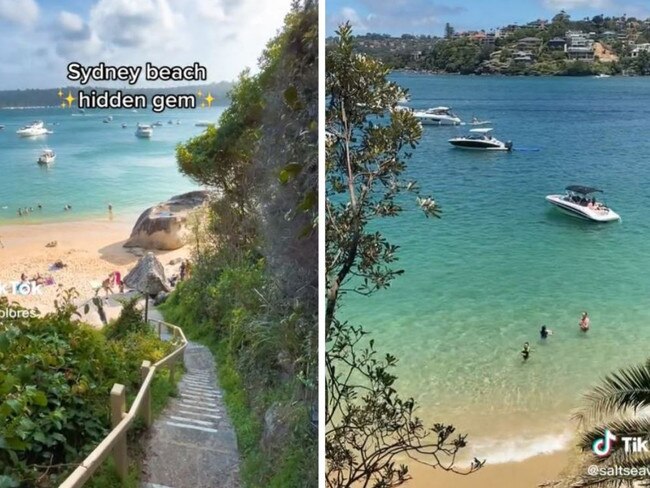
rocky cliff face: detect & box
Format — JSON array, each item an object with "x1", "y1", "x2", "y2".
[{"x1": 124, "y1": 191, "x2": 210, "y2": 250}]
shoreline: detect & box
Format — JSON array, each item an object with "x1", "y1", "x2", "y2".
[
  {"x1": 0, "y1": 216, "x2": 189, "y2": 322},
  {"x1": 405, "y1": 450, "x2": 570, "y2": 487},
  {"x1": 390, "y1": 68, "x2": 631, "y2": 77}
]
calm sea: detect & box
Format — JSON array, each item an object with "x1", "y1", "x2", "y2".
[
  {"x1": 341, "y1": 73, "x2": 650, "y2": 463},
  {"x1": 0, "y1": 107, "x2": 224, "y2": 224}
]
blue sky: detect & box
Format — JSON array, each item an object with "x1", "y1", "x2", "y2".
[
  {"x1": 326, "y1": 0, "x2": 650, "y2": 36},
  {"x1": 0, "y1": 0, "x2": 293, "y2": 89}
]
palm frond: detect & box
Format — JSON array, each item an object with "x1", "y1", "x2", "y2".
[
  {"x1": 575, "y1": 363, "x2": 650, "y2": 425},
  {"x1": 577, "y1": 416, "x2": 650, "y2": 466}
]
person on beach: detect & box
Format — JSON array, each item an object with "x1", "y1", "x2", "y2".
[
  {"x1": 180, "y1": 260, "x2": 186, "y2": 281},
  {"x1": 101, "y1": 277, "x2": 113, "y2": 296},
  {"x1": 540, "y1": 325, "x2": 552, "y2": 339},
  {"x1": 109, "y1": 271, "x2": 124, "y2": 293},
  {"x1": 521, "y1": 342, "x2": 532, "y2": 361},
  {"x1": 579, "y1": 312, "x2": 590, "y2": 332}
]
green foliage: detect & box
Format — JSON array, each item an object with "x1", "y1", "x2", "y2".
[
  {"x1": 103, "y1": 297, "x2": 148, "y2": 340},
  {"x1": 563, "y1": 60, "x2": 594, "y2": 76},
  {"x1": 551, "y1": 361, "x2": 650, "y2": 486},
  {"x1": 0, "y1": 296, "x2": 173, "y2": 486},
  {"x1": 167, "y1": 2, "x2": 317, "y2": 487},
  {"x1": 326, "y1": 24, "x2": 481, "y2": 488}
]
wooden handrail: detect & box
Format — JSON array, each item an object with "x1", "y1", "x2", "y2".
[{"x1": 59, "y1": 319, "x2": 187, "y2": 488}]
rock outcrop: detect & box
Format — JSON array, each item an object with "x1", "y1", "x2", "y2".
[
  {"x1": 124, "y1": 191, "x2": 210, "y2": 250},
  {"x1": 124, "y1": 252, "x2": 170, "y2": 296}
]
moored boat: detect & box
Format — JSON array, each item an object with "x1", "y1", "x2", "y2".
[
  {"x1": 448, "y1": 128, "x2": 512, "y2": 151},
  {"x1": 545, "y1": 185, "x2": 620, "y2": 222},
  {"x1": 37, "y1": 149, "x2": 56, "y2": 165},
  {"x1": 135, "y1": 124, "x2": 153, "y2": 138}
]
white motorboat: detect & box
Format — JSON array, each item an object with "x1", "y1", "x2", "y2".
[
  {"x1": 16, "y1": 121, "x2": 48, "y2": 137},
  {"x1": 103, "y1": 115, "x2": 113, "y2": 123},
  {"x1": 121, "y1": 123, "x2": 127, "y2": 128},
  {"x1": 448, "y1": 128, "x2": 512, "y2": 151},
  {"x1": 468, "y1": 117, "x2": 491, "y2": 126},
  {"x1": 152, "y1": 121, "x2": 163, "y2": 127},
  {"x1": 135, "y1": 124, "x2": 153, "y2": 138},
  {"x1": 545, "y1": 185, "x2": 620, "y2": 222},
  {"x1": 0, "y1": 124, "x2": 5, "y2": 130},
  {"x1": 413, "y1": 106, "x2": 462, "y2": 126},
  {"x1": 37, "y1": 149, "x2": 56, "y2": 165}
]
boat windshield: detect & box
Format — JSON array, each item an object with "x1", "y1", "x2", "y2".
[{"x1": 564, "y1": 191, "x2": 608, "y2": 210}]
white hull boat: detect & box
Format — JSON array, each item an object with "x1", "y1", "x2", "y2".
[
  {"x1": 38, "y1": 149, "x2": 56, "y2": 165},
  {"x1": 449, "y1": 128, "x2": 512, "y2": 151},
  {"x1": 413, "y1": 106, "x2": 462, "y2": 126},
  {"x1": 135, "y1": 124, "x2": 153, "y2": 138},
  {"x1": 17, "y1": 121, "x2": 48, "y2": 137},
  {"x1": 546, "y1": 186, "x2": 620, "y2": 222}
]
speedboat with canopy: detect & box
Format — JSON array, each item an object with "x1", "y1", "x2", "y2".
[
  {"x1": 545, "y1": 185, "x2": 620, "y2": 222},
  {"x1": 448, "y1": 128, "x2": 512, "y2": 151}
]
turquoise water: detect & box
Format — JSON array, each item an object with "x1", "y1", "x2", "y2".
[
  {"x1": 0, "y1": 107, "x2": 224, "y2": 223},
  {"x1": 341, "y1": 74, "x2": 650, "y2": 463}
]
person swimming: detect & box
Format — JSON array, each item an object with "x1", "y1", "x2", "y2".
[
  {"x1": 521, "y1": 342, "x2": 531, "y2": 361},
  {"x1": 579, "y1": 312, "x2": 590, "y2": 332},
  {"x1": 540, "y1": 325, "x2": 552, "y2": 339}
]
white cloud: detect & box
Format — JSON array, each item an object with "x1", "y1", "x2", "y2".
[
  {"x1": 340, "y1": 7, "x2": 368, "y2": 31},
  {"x1": 0, "y1": 0, "x2": 39, "y2": 26},
  {"x1": 46, "y1": 0, "x2": 291, "y2": 87},
  {"x1": 59, "y1": 11, "x2": 85, "y2": 33}
]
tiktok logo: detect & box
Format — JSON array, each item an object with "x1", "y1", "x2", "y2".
[{"x1": 593, "y1": 429, "x2": 617, "y2": 457}]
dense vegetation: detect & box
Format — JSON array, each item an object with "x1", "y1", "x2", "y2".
[
  {"x1": 161, "y1": 1, "x2": 317, "y2": 487},
  {"x1": 341, "y1": 11, "x2": 650, "y2": 76},
  {"x1": 0, "y1": 293, "x2": 175, "y2": 487}
]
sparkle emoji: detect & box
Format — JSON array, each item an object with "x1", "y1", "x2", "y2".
[
  {"x1": 64, "y1": 91, "x2": 76, "y2": 108},
  {"x1": 204, "y1": 92, "x2": 214, "y2": 107}
]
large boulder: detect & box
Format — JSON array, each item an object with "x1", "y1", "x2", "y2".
[
  {"x1": 124, "y1": 191, "x2": 210, "y2": 250},
  {"x1": 124, "y1": 252, "x2": 170, "y2": 296}
]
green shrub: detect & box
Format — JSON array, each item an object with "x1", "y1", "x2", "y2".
[{"x1": 0, "y1": 296, "x2": 173, "y2": 486}]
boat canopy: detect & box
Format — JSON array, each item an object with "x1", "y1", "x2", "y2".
[
  {"x1": 469, "y1": 127, "x2": 493, "y2": 133},
  {"x1": 430, "y1": 106, "x2": 451, "y2": 111},
  {"x1": 565, "y1": 185, "x2": 602, "y2": 194}
]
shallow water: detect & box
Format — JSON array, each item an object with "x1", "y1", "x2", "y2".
[
  {"x1": 0, "y1": 107, "x2": 223, "y2": 223},
  {"x1": 340, "y1": 73, "x2": 650, "y2": 463}
]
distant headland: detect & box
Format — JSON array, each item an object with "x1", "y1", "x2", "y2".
[
  {"x1": 327, "y1": 11, "x2": 650, "y2": 76},
  {"x1": 0, "y1": 82, "x2": 233, "y2": 109}
]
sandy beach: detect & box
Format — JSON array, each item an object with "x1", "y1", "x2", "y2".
[
  {"x1": 0, "y1": 216, "x2": 189, "y2": 323},
  {"x1": 406, "y1": 450, "x2": 569, "y2": 487}
]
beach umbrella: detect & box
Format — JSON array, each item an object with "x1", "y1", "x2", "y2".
[{"x1": 123, "y1": 252, "x2": 169, "y2": 321}]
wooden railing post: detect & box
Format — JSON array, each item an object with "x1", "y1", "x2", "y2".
[
  {"x1": 110, "y1": 384, "x2": 128, "y2": 480},
  {"x1": 158, "y1": 321, "x2": 161, "y2": 338},
  {"x1": 141, "y1": 361, "x2": 153, "y2": 427},
  {"x1": 169, "y1": 359, "x2": 175, "y2": 384}
]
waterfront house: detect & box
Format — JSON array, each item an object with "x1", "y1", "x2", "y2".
[
  {"x1": 547, "y1": 37, "x2": 566, "y2": 50},
  {"x1": 631, "y1": 43, "x2": 650, "y2": 57},
  {"x1": 517, "y1": 37, "x2": 542, "y2": 51},
  {"x1": 565, "y1": 30, "x2": 594, "y2": 61}
]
